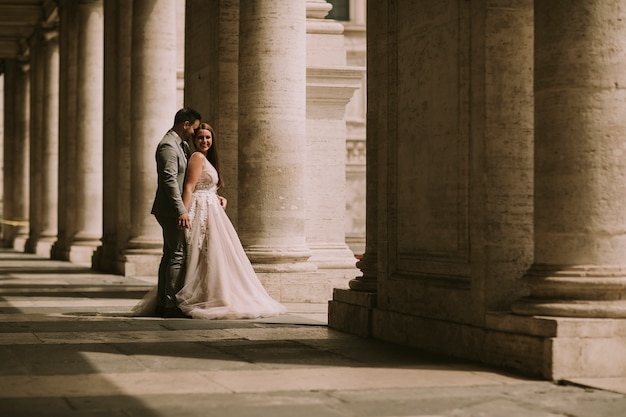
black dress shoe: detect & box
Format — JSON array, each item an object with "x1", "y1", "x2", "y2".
[{"x1": 162, "y1": 307, "x2": 191, "y2": 319}]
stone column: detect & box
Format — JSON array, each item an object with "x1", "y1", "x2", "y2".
[
  {"x1": 11, "y1": 61, "x2": 30, "y2": 251},
  {"x1": 349, "y1": 0, "x2": 380, "y2": 293},
  {"x1": 238, "y1": 0, "x2": 310, "y2": 267},
  {"x1": 239, "y1": 0, "x2": 324, "y2": 300},
  {"x1": 69, "y1": 0, "x2": 103, "y2": 264},
  {"x1": 328, "y1": 0, "x2": 382, "y2": 336},
  {"x1": 185, "y1": 0, "x2": 240, "y2": 226},
  {"x1": 1, "y1": 61, "x2": 16, "y2": 247},
  {"x1": 124, "y1": 0, "x2": 178, "y2": 277},
  {"x1": 305, "y1": 0, "x2": 362, "y2": 287},
  {"x1": 25, "y1": 35, "x2": 45, "y2": 255},
  {"x1": 94, "y1": 0, "x2": 132, "y2": 274},
  {"x1": 51, "y1": 0, "x2": 78, "y2": 261},
  {"x1": 512, "y1": 2, "x2": 626, "y2": 317},
  {"x1": 39, "y1": 29, "x2": 60, "y2": 249}
]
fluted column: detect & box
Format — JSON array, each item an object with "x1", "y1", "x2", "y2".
[
  {"x1": 512, "y1": 1, "x2": 626, "y2": 317},
  {"x1": 124, "y1": 0, "x2": 177, "y2": 276},
  {"x1": 69, "y1": 0, "x2": 103, "y2": 263},
  {"x1": 238, "y1": 0, "x2": 314, "y2": 272}
]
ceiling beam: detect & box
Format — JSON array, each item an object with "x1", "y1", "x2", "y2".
[
  {"x1": 0, "y1": 5, "x2": 42, "y2": 25},
  {"x1": 0, "y1": 39, "x2": 20, "y2": 58}
]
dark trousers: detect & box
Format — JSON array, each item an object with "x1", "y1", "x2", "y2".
[{"x1": 155, "y1": 215, "x2": 187, "y2": 309}]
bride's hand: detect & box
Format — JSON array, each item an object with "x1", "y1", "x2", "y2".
[{"x1": 218, "y1": 196, "x2": 227, "y2": 209}]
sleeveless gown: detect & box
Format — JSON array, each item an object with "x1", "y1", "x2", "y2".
[{"x1": 134, "y1": 157, "x2": 287, "y2": 319}]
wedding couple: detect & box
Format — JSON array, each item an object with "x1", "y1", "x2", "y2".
[{"x1": 134, "y1": 108, "x2": 287, "y2": 320}]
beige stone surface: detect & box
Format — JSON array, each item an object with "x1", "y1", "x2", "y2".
[{"x1": 1, "y1": 249, "x2": 626, "y2": 416}]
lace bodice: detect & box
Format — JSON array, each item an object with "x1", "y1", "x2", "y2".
[{"x1": 194, "y1": 158, "x2": 219, "y2": 193}]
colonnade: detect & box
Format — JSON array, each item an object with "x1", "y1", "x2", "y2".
[
  {"x1": 2, "y1": 0, "x2": 362, "y2": 302},
  {"x1": 330, "y1": 0, "x2": 626, "y2": 380}
]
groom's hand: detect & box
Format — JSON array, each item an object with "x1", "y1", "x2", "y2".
[{"x1": 177, "y1": 213, "x2": 191, "y2": 229}]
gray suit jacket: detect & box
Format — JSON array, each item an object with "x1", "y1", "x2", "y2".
[{"x1": 151, "y1": 129, "x2": 188, "y2": 218}]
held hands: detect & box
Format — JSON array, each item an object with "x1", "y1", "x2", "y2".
[{"x1": 177, "y1": 213, "x2": 191, "y2": 229}]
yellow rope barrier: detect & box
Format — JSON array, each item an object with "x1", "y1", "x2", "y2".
[{"x1": 0, "y1": 219, "x2": 29, "y2": 226}]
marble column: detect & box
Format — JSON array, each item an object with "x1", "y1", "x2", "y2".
[
  {"x1": 94, "y1": 0, "x2": 132, "y2": 274},
  {"x1": 124, "y1": 0, "x2": 178, "y2": 277},
  {"x1": 512, "y1": 1, "x2": 626, "y2": 318},
  {"x1": 69, "y1": 0, "x2": 103, "y2": 264},
  {"x1": 305, "y1": 0, "x2": 362, "y2": 284}
]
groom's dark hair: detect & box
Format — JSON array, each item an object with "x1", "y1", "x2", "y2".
[{"x1": 173, "y1": 108, "x2": 202, "y2": 126}]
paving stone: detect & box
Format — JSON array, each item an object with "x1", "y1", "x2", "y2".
[{"x1": 1, "y1": 249, "x2": 626, "y2": 417}]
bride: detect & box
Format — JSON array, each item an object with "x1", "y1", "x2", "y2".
[{"x1": 134, "y1": 123, "x2": 287, "y2": 319}]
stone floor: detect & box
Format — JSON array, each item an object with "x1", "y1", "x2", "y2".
[{"x1": 1, "y1": 248, "x2": 625, "y2": 417}]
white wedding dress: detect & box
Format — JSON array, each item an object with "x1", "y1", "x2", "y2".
[{"x1": 134, "y1": 158, "x2": 287, "y2": 320}]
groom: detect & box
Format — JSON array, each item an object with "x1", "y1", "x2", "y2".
[{"x1": 151, "y1": 108, "x2": 201, "y2": 318}]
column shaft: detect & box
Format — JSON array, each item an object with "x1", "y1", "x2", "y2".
[
  {"x1": 305, "y1": 1, "x2": 362, "y2": 272},
  {"x1": 73, "y1": 0, "x2": 103, "y2": 251},
  {"x1": 349, "y1": 0, "x2": 382, "y2": 292},
  {"x1": 513, "y1": 1, "x2": 626, "y2": 317},
  {"x1": 238, "y1": 0, "x2": 313, "y2": 270},
  {"x1": 1, "y1": 61, "x2": 16, "y2": 247},
  {"x1": 25, "y1": 36, "x2": 45, "y2": 255},
  {"x1": 124, "y1": 0, "x2": 177, "y2": 276},
  {"x1": 40, "y1": 32, "x2": 59, "y2": 241},
  {"x1": 185, "y1": 0, "x2": 240, "y2": 226},
  {"x1": 95, "y1": 0, "x2": 132, "y2": 274},
  {"x1": 52, "y1": 0, "x2": 78, "y2": 261},
  {"x1": 12, "y1": 63, "x2": 30, "y2": 250}
]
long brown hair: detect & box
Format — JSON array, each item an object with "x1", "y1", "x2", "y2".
[{"x1": 194, "y1": 122, "x2": 224, "y2": 189}]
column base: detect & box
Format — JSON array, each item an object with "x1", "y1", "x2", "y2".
[
  {"x1": 328, "y1": 288, "x2": 377, "y2": 337},
  {"x1": 68, "y1": 243, "x2": 97, "y2": 266},
  {"x1": 348, "y1": 275, "x2": 377, "y2": 292},
  {"x1": 308, "y1": 244, "x2": 358, "y2": 269},
  {"x1": 256, "y1": 270, "x2": 330, "y2": 303},
  {"x1": 120, "y1": 248, "x2": 162, "y2": 278},
  {"x1": 486, "y1": 313, "x2": 626, "y2": 379},
  {"x1": 25, "y1": 238, "x2": 54, "y2": 258},
  {"x1": 514, "y1": 264, "x2": 626, "y2": 318},
  {"x1": 12, "y1": 235, "x2": 28, "y2": 252},
  {"x1": 361, "y1": 306, "x2": 626, "y2": 380},
  {"x1": 92, "y1": 243, "x2": 121, "y2": 274}
]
